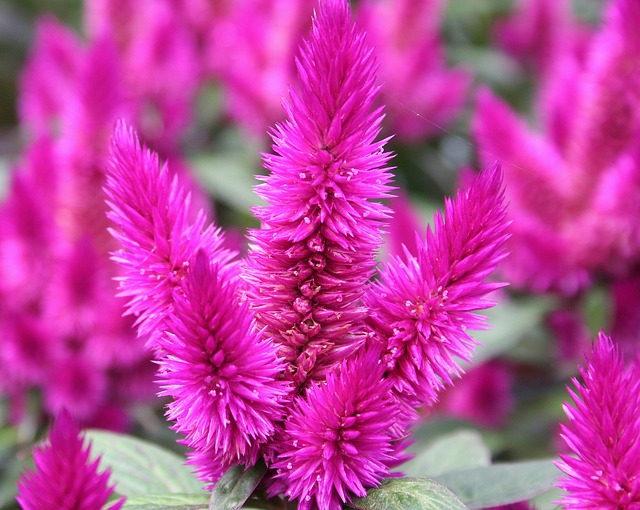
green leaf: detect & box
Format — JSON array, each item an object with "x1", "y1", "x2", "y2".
[
  {"x1": 209, "y1": 460, "x2": 267, "y2": 510},
  {"x1": 191, "y1": 153, "x2": 264, "y2": 212},
  {"x1": 431, "y1": 459, "x2": 560, "y2": 509},
  {"x1": 85, "y1": 430, "x2": 204, "y2": 497},
  {"x1": 469, "y1": 297, "x2": 554, "y2": 366},
  {"x1": 122, "y1": 493, "x2": 209, "y2": 509},
  {"x1": 401, "y1": 430, "x2": 490, "y2": 477},
  {"x1": 350, "y1": 478, "x2": 468, "y2": 510}
]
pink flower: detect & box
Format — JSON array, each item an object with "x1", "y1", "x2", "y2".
[
  {"x1": 364, "y1": 164, "x2": 509, "y2": 407},
  {"x1": 474, "y1": 0, "x2": 640, "y2": 295},
  {"x1": 104, "y1": 121, "x2": 236, "y2": 348},
  {"x1": 158, "y1": 251, "x2": 288, "y2": 485},
  {"x1": 246, "y1": 0, "x2": 394, "y2": 388},
  {"x1": 494, "y1": 0, "x2": 590, "y2": 76},
  {"x1": 271, "y1": 347, "x2": 411, "y2": 510},
  {"x1": 208, "y1": 0, "x2": 313, "y2": 136},
  {"x1": 357, "y1": 0, "x2": 470, "y2": 141},
  {"x1": 16, "y1": 411, "x2": 125, "y2": 510},
  {"x1": 556, "y1": 332, "x2": 640, "y2": 508}
]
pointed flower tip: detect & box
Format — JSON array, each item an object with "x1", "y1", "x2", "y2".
[
  {"x1": 17, "y1": 410, "x2": 125, "y2": 510},
  {"x1": 555, "y1": 331, "x2": 640, "y2": 509}
]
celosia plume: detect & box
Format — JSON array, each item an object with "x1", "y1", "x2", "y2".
[
  {"x1": 16, "y1": 411, "x2": 125, "y2": 510},
  {"x1": 271, "y1": 347, "x2": 411, "y2": 510},
  {"x1": 158, "y1": 250, "x2": 288, "y2": 484},
  {"x1": 364, "y1": 164, "x2": 509, "y2": 407},
  {"x1": 556, "y1": 332, "x2": 640, "y2": 508},
  {"x1": 246, "y1": 0, "x2": 394, "y2": 388},
  {"x1": 104, "y1": 121, "x2": 236, "y2": 347}
]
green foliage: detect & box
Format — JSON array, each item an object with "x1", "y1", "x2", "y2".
[
  {"x1": 208, "y1": 462, "x2": 267, "y2": 510},
  {"x1": 85, "y1": 430, "x2": 205, "y2": 498},
  {"x1": 350, "y1": 478, "x2": 468, "y2": 510}
]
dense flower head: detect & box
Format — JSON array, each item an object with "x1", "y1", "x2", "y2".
[
  {"x1": 246, "y1": 0, "x2": 394, "y2": 389},
  {"x1": 556, "y1": 332, "x2": 640, "y2": 509},
  {"x1": 475, "y1": 0, "x2": 640, "y2": 295},
  {"x1": 157, "y1": 250, "x2": 288, "y2": 485},
  {"x1": 357, "y1": 0, "x2": 470, "y2": 141},
  {"x1": 364, "y1": 164, "x2": 509, "y2": 407},
  {"x1": 16, "y1": 411, "x2": 125, "y2": 510},
  {"x1": 105, "y1": 121, "x2": 236, "y2": 348},
  {"x1": 271, "y1": 347, "x2": 412, "y2": 510}
]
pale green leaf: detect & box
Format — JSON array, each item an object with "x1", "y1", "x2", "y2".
[
  {"x1": 402, "y1": 430, "x2": 491, "y2": 477},
  {"x1": 431, "y1": 459, "x2": 560, "y2": 509},
  {"x1": 122, "y1": 493, "x2": 209, "y2": 509},
  {"x1": 209, "y1": 461, "x2": 267, "y2": 510},
  {"x1": 350, "y1": 477, "x2": 467, "y2": 510},
  {"x1": 85, "y1": 430, "x2": 204, "y2": 497}
]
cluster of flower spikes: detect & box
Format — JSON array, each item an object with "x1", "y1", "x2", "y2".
[
  {"x1": 16, "y1": 411, "x2": 125, "y2": 510},
  {"x1": 556, "y1": 332, "x2": 640, "y2": 509},
  {"x1": 474, "y1": 0, "x2": 640, "y2": 360},
  {"x1": 104, "y1": 1, "x2": 509, "y2": 508}
]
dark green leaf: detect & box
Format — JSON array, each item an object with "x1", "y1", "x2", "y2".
[
  {"x1": 401, "y1": 430, "x2": 490, "y2": 477},
  {"x1": 350, "y1": 478, "x2": 467, "y2": 510},
  {"x1": 431, "y1": 459, "x2": 560, "y2": 509},
  {"x1": 209, "y1": 460, "x2": 267, "y2": 510},
  {"x1": 85, "y1": 430, "x2": 204, "y2": 497},
  {"x1": 122, "y1": 493, "x2": 209, "y2": 509}
]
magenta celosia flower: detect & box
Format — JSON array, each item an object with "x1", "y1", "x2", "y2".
[
  {"x1": 105, "y1": 121, "x2": 236, "y2": 348},
  {"x1": 246, "y1": 0, "x2": 394, "y2": 388},
  {"x1": 208, "y1": 0, "x2": 313, "y2": 136},
  {"x1": 357, "y1": 0, "x2": 470, "y2": 141},
  {"x1": 157, "y1": 250, "x2": 288, "y2": 485},
  {"x1": 556, "y1": 332, "x2": 640, "y2": 508},
  {"x1": 18, "y1": 17, "x2": 82, "y2": 136},
  {"x1": 271, "y1": 346, "x2": 411, "y2": 510},
  {"x1": 436, "y1": 360, "x2": 515, "y2": 429},
  {"x1": 16, "y1": 411, "x2": 125, "y2": 510},
  {"x1": 493, "y1": 0, "x2": 590, "y2": 76},
  {"x1": 475, "y1": 0, "x2": 640, "y2": 296},
  {"x1": 364, "y1": 164, "x2": 509, "y2": 407},
  {"x1": 85, "y1": 0, "x2": 201, "y2": 155}
]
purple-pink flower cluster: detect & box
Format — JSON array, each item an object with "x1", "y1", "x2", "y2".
[
  {"x1": 104, "y1": 1, "x2": 509, "y2": 508},
  {"x1": 556, "y1": 332, "x2": 640, "y2": 509},
  {"x1": 16, "y1": 411, "x2": 125, "y2": 510}
]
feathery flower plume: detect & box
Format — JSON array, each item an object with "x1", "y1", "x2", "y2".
[
  {"x1": 357, "y1": 0, "x2": 470, "y2": 141},
  {"x1": 246, "y1": 0, "x2": 394, "y2": 388},
  {"x1": 158, "y1": 250, "x2": 288, "y2": 485},
  {"x1": 16, "y1": 411, "x2": 125, "y2": 510},
  {"x1": 556, "y1": 332, "x2": 640, "y2": 509},
  {"x1": 104, "y1": 121, "x2": 235, "y2": 347},
  {"x1": 364, "y1": 164, "x2": 509, "y2": 407},
  {"x1": 106, "y1": 123, "x2": 287, "y2": 484},
  {"x1": 271, "y1": 347, "x2": 411, "y2": 510}
]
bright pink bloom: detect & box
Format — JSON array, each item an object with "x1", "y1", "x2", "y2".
[
  {"x1": 208, "y1": 0, "x2": 313, "y2": 136},
  {"x1": 494, "y1": 0, "x2": 590, "y2": 76},
  {"x1": 271, "y1": 347, "x2": 411, "y2": 510},
  {"x1": 357, "y1": 0, "x2": 470, "y2": 141},
  {"x1": 105, "y1": 121, "x2": 236, "y2": 348},
  {"x1": 246, "y1": 0, "x2": 394, "y2": 388},
  {"x1": 474, "y1": 0, "x2": 640, "y2": 295},
  {"x1": 364, "y1": 164, "x2": 509, "y2": 407},
  {"x1": 16, "y1": 412, "x2": 125, "y2": 510},
  {"x1": 437, "y1": 360, "x2": 515, "y2": 429},
  {"x1": 386, "y1": 189, "x2": 423, "y2": 259},
  {"x1": 158, "y1": 251, "x2": 288, "y2": 485},
  {"x1": 556, "y1": 332, "x2": 640, "y2": 508},
  {"x1": 85, "y1": 0, "x2": 201, "y2": 154}
]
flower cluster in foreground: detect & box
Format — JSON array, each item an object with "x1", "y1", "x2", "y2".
[
  {"x1": 16, "y1": 412, "x2": 124, "y2": 510},
  {"x1": 556, "y1": 332, "x2": 640, "y2": 509},
  {"x1": 104, "y1": 1, "x2": 509, "y2": 508}
]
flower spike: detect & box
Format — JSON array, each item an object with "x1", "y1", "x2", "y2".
[
  {"x1": 16, "y1": 411, "x2": 125, "y2": 510},
  {"x1": 364, "y1": 163, "x2": 510, "y2": 407},
  {"x1": 246, "y1": 0, "x2": 394, "y2": 389}
]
